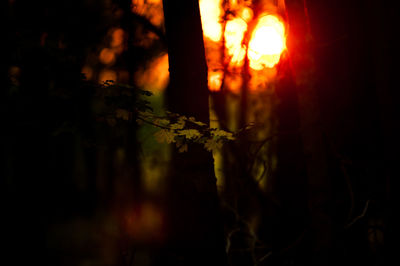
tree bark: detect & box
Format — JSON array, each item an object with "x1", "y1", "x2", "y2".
[
  {"x1": 285, "y1": 0, "x2": 332, "y2": 264},
  {"x1": 161, "y1": 1, "x2": 227, "y2": 266}
]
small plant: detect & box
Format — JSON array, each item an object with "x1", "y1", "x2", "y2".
[{"x1": 96, "y1": 80, "x2": 236, "y2": 153}]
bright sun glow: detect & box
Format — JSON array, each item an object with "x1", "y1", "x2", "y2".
[
  {"x1": 199, "y1": 2, "x2": 287, "y2": 91},
  {"x1": 199, "y1": 0, "x2": 223, "y2": 42},
  {"x1": 240, "y1": 7, "x2": 253, "y2": 23},
  {"x1": 208, "y1": 71, "x2": 224, "y2": 92},
  {"x1": 248, "y1": 15, "x2": 286, "y2": 70},
  {"x1": 135, "y1": 53, "x2": 169, "y2": 93},
  {"x1": 224, "y1": 18, "x2": 247, "y2": 67}
]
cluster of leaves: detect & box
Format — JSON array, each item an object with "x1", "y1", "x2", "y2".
[
  {"x1": 94, "y1": 80, "x2": 153, "y2": 126},
  {"x1": 96, "y1": 80, "x2": 235, "y2": 153},
  {"x1": 137, "y1": 110, "x2": 235, "y2": 153}
]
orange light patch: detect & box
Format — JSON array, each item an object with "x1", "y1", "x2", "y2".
[
  {"x1": 248, "y1": 15, "x2": 286, "y2": 70},
  {"x1": 208, "y1": 71, "x2": 224, "y2": 92},
  {"x1": 81, "y1": 65, "x2": 93, "y2": 80},
  {"x1": 124, "y1": 202, "x2": 164, "y2": 242},
  {"x1": 136, "y1": 30, "x2": 159, "y2": 48},
  {"x1": 131, "y1": 0, "x2": 164, "y2": 27},
  {"x1": 99, "y1": 70, "x2": 117, "y2": 83},
  {"x1": 225, "y1": 74, "x2": 242, "y2": 94},
  {"x1": 240, "y1": 7, "x2": 253, "y2": 23},
  {"x1": 249, "y1": 67, "x2": 277, "y2": 91},
  {"x1": 111, "y1": 28, "x2": 124, "y2": 47},
  {"x1": 111, "y1": 28, "x2": 125, "y2": 54},
  {"x1": 229, "y1": 0, "x2": 238, "y2": 7},
  {"x1": 135, "y1": 53, "x2": 169, "y2": 93},
  {"x1": 199, "y1": 0, "x2": 223, "y2": 42},
  {"x1": 99, "y1": 48, "x2": 116, "y2": 65},
  {"x1": 224, "y1": 18, "x2": 247, "y2": 68}
]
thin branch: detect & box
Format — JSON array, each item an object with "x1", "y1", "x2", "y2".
[
  {"x1": 258, "y1": 251, "x2": 272, "y2": 263},
  {"x1": 254, "y1": 159, "x2": 268, "y2": 184},
  {"x1": 247, "y1": 129, "x2": 301, "y2": 174},
  {"x1": 136, "y1": 116, "x2": 170, "y2": 130},
  {"x1": 345, "y1": 200, "x2": 370, "y2": 229},
  {"x1": 130, "y1": 12, "x2": 166, "y2": 44},
  {"x1": 257, "y1": 229, "x2": 307, "y2": 264},
  {"x1": 225, "y1": 228, "x2": 240, "y2": 253}
]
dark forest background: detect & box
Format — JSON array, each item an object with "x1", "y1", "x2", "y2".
[{"x1": 2, "y1": 0, "x2": 399, "y2": 266}]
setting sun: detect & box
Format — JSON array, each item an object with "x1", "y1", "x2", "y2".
[
  {"x1": 224, "y1": 17, "x2": 247, "y2": 67},
  {"x1": 248, "y1": 15, "x2": 286, "y2": 70},
  {"x1": 199, "y1": 2, "x2": 287, "y2": 91}
]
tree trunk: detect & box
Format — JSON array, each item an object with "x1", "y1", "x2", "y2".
[
  {"x1": 285, "y1": 0, "x2": 332, "y2": 264},
  {"x1": 161, "y1": 1, "x2": 227, "y2": 266}
]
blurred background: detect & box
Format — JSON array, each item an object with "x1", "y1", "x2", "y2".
[{"x1": 2, "y1": 0, "x2": 398, "y2": 265}]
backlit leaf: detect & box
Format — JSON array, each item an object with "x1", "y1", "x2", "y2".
[
  {"x1": 170, "y1": 120, "x2": 185, "y2": 130},
  {"x1": 204, "y1": 138, "x2": 223, "y2": 152},
  {"x1": 178, "y1": 129, "x2": 201, "y2": 139},
  {"x1": 211, "y1": 129, "x2": 235, "y2": 140},
  {"x1": 154, "y1": 129, "x2": 176, "y2": 144}
]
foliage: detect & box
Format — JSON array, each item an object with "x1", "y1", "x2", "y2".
[
  {"x1": 139, "y1": 110, "x2": 235, "y2": 153},
  {"x1": 94, "y1": 80, "x2": 236, "y2": 153},
  {"x1": 93, "y1": 80, "x2": 152, "y2": 125}
]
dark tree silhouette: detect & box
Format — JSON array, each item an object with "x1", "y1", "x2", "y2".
[{"x1": 161, "y1": 0, "x2": 227, "y2": 265}]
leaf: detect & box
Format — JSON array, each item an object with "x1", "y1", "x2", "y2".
[
  {"x1": 154, "y1": 129, "x2": 176, "y2": 144},
  {"x1": 193, "y1": 121, "x2": 207, "y2": 126},
  {"x1": 204, "y1": 138, "x2": 223, "y2": 152},
  {"x1": 153, "y1": 118, "x2": 170, "y2": 126},
  {"x1": 175, "y1": 139, "x2": 188, "y2": 153},
  {"x1": 211, "y1": 129, "x2": 235, "y2": 140},
  {"x1": 188, "y1": 116, "x2": 207, "y2": 126},
  {"x1": 170, "y1": 120, "x2": 185, "y2": 130},
  {"x1": 178, "y1": 129, "x2": 201, "y2": 139},
  {"x1": 138, "y1": 110, "x2": 153, "y2": 118}
]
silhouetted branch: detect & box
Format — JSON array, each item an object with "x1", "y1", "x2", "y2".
[
  {"x1": 258, "y1": 251, "x2": 272, "y2": 263},
  {"x1": 225, "y1": 228, "x2": 240, "y2": 253},
  {"x1": 131, "y1": 12, "x2": 166, "y2": 45},
  {"x1": 345, "y1": 200, "x2": 370, "y2": 229}
]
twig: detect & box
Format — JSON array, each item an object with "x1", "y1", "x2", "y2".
[
  {"x1": 248, "y1": 129, "x2": 302, "y2": 174},
  {"x1": 130, "y1": 12, "x2": 166, "y2": 44},
  {"x1": 254, "y1": 159, "x2": 268, "y2": 184},
  {"x1": 258, "y1": 251, "x2": 272, "y2": 263},
  {"x1": 136, "y1": 116, "x2": 170, "y2": 130},
  {"x1": 226, "y1": 228, "x2": 240, "y2": 253},
  {"x1": 345, "y1": 200, "x2": 370, "y2": 229}
]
